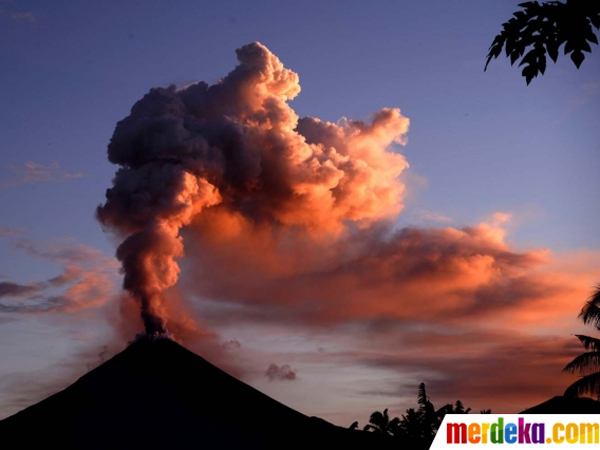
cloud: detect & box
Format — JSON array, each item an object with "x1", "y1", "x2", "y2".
[
  {"x1": 90, "y1": 41, "x2": 599, "y2": 419},
  {"x1": 413, "y1": 210, "x2": 453, "y2": 224},
  {"x1": 0, "y1": 226, "x2": 19, "y2": 237},
  {"x1": 180, "y1": 212, "x2": 598, "y2": 416},
  {"x1": 2, "y1": 161, "x2": 85, "y2": 187},
  {"x1": 223, "y1": 339, "x2": 242, "y2": 352},
  {"x1": 0, "y1": 281, "x2": 39, "y2": 298},
  {"x1": 0, "y1": 237, "x2": 119, "y2": 314},
  {"x1": 100, "y1": 42, "x2": 583, "y2": 347},
  {"x1": 184, "y1": 215, "x2": 599, "y2": 350},
  {"x1": 556, "y1": 81, "x2": 600, "y2": 123},
  {"x1": 348, "y1": 327, "x2": 582, "y2": 413},
  {"x1": 265, "y1": 363, "x2": 297, "y2": 381},
  {"x1": 183, "y1": 215, "x2": 555, "y2": 326},
  {"x1": 96, "y1": 41, "x2": 409, "y2": 334},
  {"x1": 0, "y1": 264, "x2": 81, "y2": 303},
  {"x1": 0, "y1": 7, "x2": 35, "y2": 23}
]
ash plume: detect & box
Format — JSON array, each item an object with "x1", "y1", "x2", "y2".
[{"x1": 97, "y1": 42, "x2": 410, "y2": 336}]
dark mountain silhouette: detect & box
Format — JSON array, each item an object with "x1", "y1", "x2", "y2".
[
  {"x1": 0, "y1": 337, "x2": 395, "y2": 449},
  {"x1": 521, "y1": 396, "x2": 600, "y2": 414}
]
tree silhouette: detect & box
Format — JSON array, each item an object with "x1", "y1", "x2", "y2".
[
  {"x1": 359, "y1": 382, "x2": 488, "y2": 446},
  {"x1": 416, "y1": 382, "x2": 446, "y2": 439},
  {"x1": 564, "y1": 285, "x2": 600, "y2": 397},
  {"x1": 580, "y1": 284, "x2": 600, "y2": 327},
  {"x1": 416, "y1": 383, "x2": 435, "y2": 430},
  {"x1": 449, "y1": 400, "x2": 472, "y2": 414},
  {"x1": 398, "y1": 408, "x2": 426, "y2": 441},
  {"x1": 363, "y1": 408, "x2": 400, "y2": 436},
  {"x1": 485, "y1": 0, "x2": 600, "y2": 84}
]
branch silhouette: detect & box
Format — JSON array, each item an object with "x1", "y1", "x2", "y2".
[{"x1": 485, "y1": 0, "x2": 600, "y2": 84}]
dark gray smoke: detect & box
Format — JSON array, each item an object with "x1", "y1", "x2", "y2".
[{"x1": 96, "y1": 42, "x2": 409, "y2": 336}]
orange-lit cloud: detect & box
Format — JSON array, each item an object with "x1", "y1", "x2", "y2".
[
  {"x1": 0, "y1": 237, "x2": 118, "y2": 314},
  {"x1": 92, "y1": 41, "x2": 599, "y2": 417},
  {"x1": 346, "y1": 330, "x2": 583, "y2": 414},
  {"x1": 97, "y1": 42, "x2": 409, "y2": 334},
  {"x1": 182, "y1": 213, "x2": 594, "y2": 327},
  {"x1": 178, "y1": 211, "x2": 598, "y2": 413}
]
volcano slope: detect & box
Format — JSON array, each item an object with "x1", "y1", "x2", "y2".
[{"x1": 0, "y1": 337, "x2": 398, "y2": 449}]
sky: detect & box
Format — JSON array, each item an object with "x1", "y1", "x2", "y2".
[{"x1": 0, "y1": 0, "x2": 599, "y2": 426}]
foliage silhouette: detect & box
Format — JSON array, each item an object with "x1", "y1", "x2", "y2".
[
  {"x1": 363, "y1": 408, "x2": 400, "y2": 435},
  {"x1": 564, "y1": 285, "x2": 600, "y2": 398},
  {"x1": 358, "y1": 382, "x2": 488, "y2": 447},
  {"x1": 485, "y1": 0, "x2": 600, "y2": 84},
  {"x1": 580, "y1": 283, "x2": 600, "y2": 327},
  {"x1": 398, "y1": 408, "x2": 425, "y2": 441}
]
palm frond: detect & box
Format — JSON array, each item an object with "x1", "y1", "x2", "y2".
[
  {"x1": 454, "y1": 400, "x2": 465, "y2": 413},
  {"x1": 400, "y1": 408, "x2": 417, "y2": 425},
  {"x1": 580, "y1": 284, "x2": 600, "y2": 329},
  {"x1": 399, "y1": 408, "x2": 425, "y2": 439},
  {"x1": 388, "y1": 417, "x2": 401, "y2": 436},
  {"x1": 575, "y1": 335, "x2": 600, "y2": 351},
  {"x1": 563, "y1": 351, "x2": 600, "y2": 374},
  {"x1": 417, "y1": 383, "x2": 429, "y2": 407},
  {"x1": 417, "y1": 382, "x2": 436, "y2": 418},
  {"x1": 369, "y1": 411, "x2": 386, "y2": 428},
  {"x1": 435, "y1": 403, "x2": 453, "y2": 417},
  {"x1": 564, "y1": 371, "x2": 600, "y2": 399},
  {"x1": 403, "y1": 407, "x2": 417, "y2": 416},
  {"x1": 382, "y1": 408, "x2": 389, "y2": 424}
]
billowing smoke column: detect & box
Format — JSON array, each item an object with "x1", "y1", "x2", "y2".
[{"x1": 97, "y1": 42, "x2": 410, "y2": 336}]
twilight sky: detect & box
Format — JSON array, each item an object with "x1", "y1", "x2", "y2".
[{"x1": 0, "y1": 0, "x2": 599, "y2": 426}]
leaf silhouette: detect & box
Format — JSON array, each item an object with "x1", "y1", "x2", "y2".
[
  {"x1": 485, "y1": 0, "x2": 600, "y2": 83},
  {"x1": 564, "y1": 286, "x2": 600, "y2": 399}
]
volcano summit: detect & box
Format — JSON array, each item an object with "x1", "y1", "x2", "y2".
[{"x1": 0, "y1": 338, "x2": 396, "y2": 449}]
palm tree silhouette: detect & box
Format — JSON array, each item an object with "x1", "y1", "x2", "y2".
[
  {"x1": 359, "y1": 382, "x2": 489, "y2": 445},
  {"x1": 564, "y1": 285, "x2": 600, "y2": 398},
  {"x1": 398, "y1": 408, "x2": 425, "y2": 440},
  {"x1": 416, "y1": 382, "x2": 443, "y2": 439},
  {"x1": 451, "y1": 400, "x2": 471, "y2": 414},
  {"x1": 416, "y1": 383, "x2": 472, "y2": 436},
  {"x1": 396, "y1": 383, "x2": 475, "y2": 442},
  {"x1": 363, "y1": 408, "x2": 400, "y2": 435}
]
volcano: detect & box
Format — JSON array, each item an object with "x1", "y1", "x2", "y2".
[
  {"x1": 521, "y1": 396, "x2": 600, "y2": 414},
  {"x1": 0, "y1": 337, "x2": 395, "y2": 449}
]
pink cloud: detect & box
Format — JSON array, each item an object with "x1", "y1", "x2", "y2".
[{"x1": 3, "y1": 161, "x2": 84, "y2": 187}]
